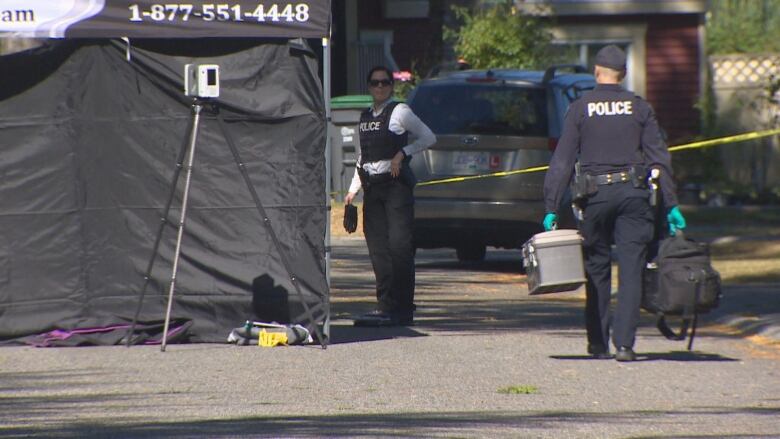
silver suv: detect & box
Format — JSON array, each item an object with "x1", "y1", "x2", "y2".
[{"x1": 407, "y1": 66, "x2": 595, "y2": 261}]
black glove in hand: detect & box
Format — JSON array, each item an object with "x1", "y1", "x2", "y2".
[{"x1": 343, "y1": 204, "x2": 358, "y2": 233}]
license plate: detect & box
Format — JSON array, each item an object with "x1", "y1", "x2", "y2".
[{"x1": 452, "y1": 151, "x2": 489, "y2": 173}]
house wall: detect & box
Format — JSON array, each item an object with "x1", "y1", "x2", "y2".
[
  {"x1": 645, "y1": 14, "x2": 702, "y2": 142},
  {"x1": 555, "y1": 14, "x2": 702, "y2": 143},
  {"x1": 549, "y1": 22, "x2": 647, "y2": 97}
]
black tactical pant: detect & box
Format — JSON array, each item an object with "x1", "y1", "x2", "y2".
[
  {"x1": 362, "y1": 178, "x2": 415, "y2": 315},
  {"x1": 579, "y1": 182, "x2": 654, "y2": 350}
]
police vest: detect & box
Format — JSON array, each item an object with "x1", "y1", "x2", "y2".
[
  {"x1": 578, "y1": 87, "x2": 645, "y2": 173},
  {"x1": 359, "y1": 101, "x2": 408, "y2": 163}
]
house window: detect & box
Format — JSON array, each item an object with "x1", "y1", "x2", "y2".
[
  {"x1": 383, "y1": 0, "x2": 430, "y2": 19},
  {"x1": 550, "y1": 41, "x2": 633, "y2": 90}
]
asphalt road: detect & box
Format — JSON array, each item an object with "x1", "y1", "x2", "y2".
[{"x1": 1, "y1": 236, "x2": 779, "y2": 438}]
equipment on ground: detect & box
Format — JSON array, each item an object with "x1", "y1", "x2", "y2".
[{"x1": 128, "y1": 96, "x2": 327, "y2": 351}]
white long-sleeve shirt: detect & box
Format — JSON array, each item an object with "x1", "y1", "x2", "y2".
[{"x1": 347, "y1": 99, "x2": 436, "y2": 194}]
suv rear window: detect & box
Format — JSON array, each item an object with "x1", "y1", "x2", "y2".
[{"x1": 410, "y1": 84, "x2": 548, "y2": 137}]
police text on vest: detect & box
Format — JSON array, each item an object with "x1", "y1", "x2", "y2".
[
  {"x1": 587, "y1": 101, "x2": 632, "y2": 117},
  {"x1": 360, "y1": 121, "x2": 382, "y2": 132}
]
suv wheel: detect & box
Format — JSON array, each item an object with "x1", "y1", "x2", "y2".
[{"x1": 456, "y1": 244, "x2": 486, "y2": 262}]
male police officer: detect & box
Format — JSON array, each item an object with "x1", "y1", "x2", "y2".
[
  {"x1": 542, "y1": 45, "x2": 687, "y2": 361},
  {"x1": 345, "y1": 66, "x2": 436, "y2": 326}
]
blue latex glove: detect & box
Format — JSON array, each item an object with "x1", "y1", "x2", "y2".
[
  {"x1": 542, "y1": 212, "x2": 558, "y2": 231},
  {"x1": 667, "y1": 205, "x2": 687, "y2": 236}
]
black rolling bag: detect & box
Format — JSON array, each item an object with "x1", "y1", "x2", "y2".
[{"x1": 642, "y1": 232, "x2": 722, "y2": 350}]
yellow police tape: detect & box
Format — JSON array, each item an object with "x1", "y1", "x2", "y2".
[
  {"x1": 328, "y1": 128, "x2": 780, "y2": 194},
  {"x1": 416, "y1": 165, "x2": 550, "y2": 187},
  {"x1": 667, "y1": 128, "x2": 780, "y2": 152},
  {"x1": 415, "y1": 127, "x2": 780, "y2": 188}
]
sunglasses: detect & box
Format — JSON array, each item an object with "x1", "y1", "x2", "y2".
[{"x1": 368, "y1": 79, "x2": 393, "y2": 87}]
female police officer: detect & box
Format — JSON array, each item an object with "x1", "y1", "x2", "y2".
[
  {"x1": 344, "y1": 66, "x2": 436, "y2": 326},
  {"x1": 542, "y1": 45, "x2": 687, "y2": 361}
]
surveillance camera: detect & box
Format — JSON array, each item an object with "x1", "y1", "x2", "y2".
[{"x1": 184, "y1": 64, "x2": 219, "y2": 98}]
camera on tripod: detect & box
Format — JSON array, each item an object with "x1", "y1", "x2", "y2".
[{"x1": 184, "y1": 64, "x2": 220, "y2": 98}]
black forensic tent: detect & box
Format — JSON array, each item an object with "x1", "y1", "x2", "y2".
[{"x1": 0, "y1": 2, "x2": 333, "y2": 346}]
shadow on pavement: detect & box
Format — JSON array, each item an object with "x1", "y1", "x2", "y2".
[
  {"x1": 331, "y1": 298, "x2": 586, "y2": 337},
  {"x1": 332, "y1": 242, "x2": 585, "y2": 336},
  {"x1": 2, "y1": 407, "x2": 778, "y2": 438},
  {"x1": 326, "y1": 323, "x2": 427, "y2": 344},
  {"x1": 550, "y1": 350, "x2": 739, "y2": 362},
  {"x1": 707, "y1": 285, "x2": 780, "y2": 337},
  {"x1": 415, "y1": 258, "x2": 525, "y2": 274},
  {"x1": 331, "y1": 239, "x2": 780, "y2": 344}
]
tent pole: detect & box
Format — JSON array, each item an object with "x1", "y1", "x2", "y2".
[{"x1": 323, "y1": 35, "x2": 332, "y2": 342}]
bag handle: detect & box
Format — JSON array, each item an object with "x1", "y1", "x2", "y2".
[
  {"x1": 656, "y1": 315, "x2": 691, "y2": 341},
  {"x1": 685, "y1": 269, "x2": 706, "y2": 351},
  {"x1": 655, "y1": 268, "x2": 703, "y2": 350}
]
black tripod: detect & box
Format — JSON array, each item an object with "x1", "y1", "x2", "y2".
[{"x1": 126, "y1": 98, "x2": 327, "y2": 350}]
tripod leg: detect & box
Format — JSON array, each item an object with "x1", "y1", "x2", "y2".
[
  {"x1": 125, "y1": 108, "x2": 194, "y2": 347},
  {"x1": 215, "y1": 113, "x2": 328, "y2": 348},
  {"x1": 161, "y1": 102, "x2": 203, "y2": 352}
]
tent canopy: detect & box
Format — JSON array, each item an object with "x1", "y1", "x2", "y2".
[{"x1": 0, "y1": 1, "x2": 331, "y2": 38}]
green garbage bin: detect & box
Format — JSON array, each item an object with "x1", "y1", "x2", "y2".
[{"x1": 329, "y1": 95, "x2": 372, "y2": 201}]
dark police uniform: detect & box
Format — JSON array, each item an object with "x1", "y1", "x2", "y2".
[
  {"x1": 543, "y1": 51, "x2": 678, "y2": 354},
  {"x1": 358, "y1": 101, "x2": 416, "y2": 321}
]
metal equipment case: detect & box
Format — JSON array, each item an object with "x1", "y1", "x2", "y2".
[{"x1": 522, "y1": 229, "x2": 586, "y2": 295}]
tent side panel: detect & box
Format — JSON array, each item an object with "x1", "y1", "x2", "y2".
[{"x1": 0, "y1": 40, "x2": 327, "y2": 343}]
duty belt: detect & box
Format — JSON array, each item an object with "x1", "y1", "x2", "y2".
[
  {"x1": 367, "y1": 172, "x2": 394, "y2": 184},
  {"x1": 593, "y1": 171, "x2": 631, "y2": 185}
]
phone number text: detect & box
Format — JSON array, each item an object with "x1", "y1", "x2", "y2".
[{"x1": 128, "y1": 3, "x2": 311, "y2": 23}]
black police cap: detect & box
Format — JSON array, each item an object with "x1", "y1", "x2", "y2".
[{"x1": 594, "y1": 45, "x2": 626, "y2": 71}]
